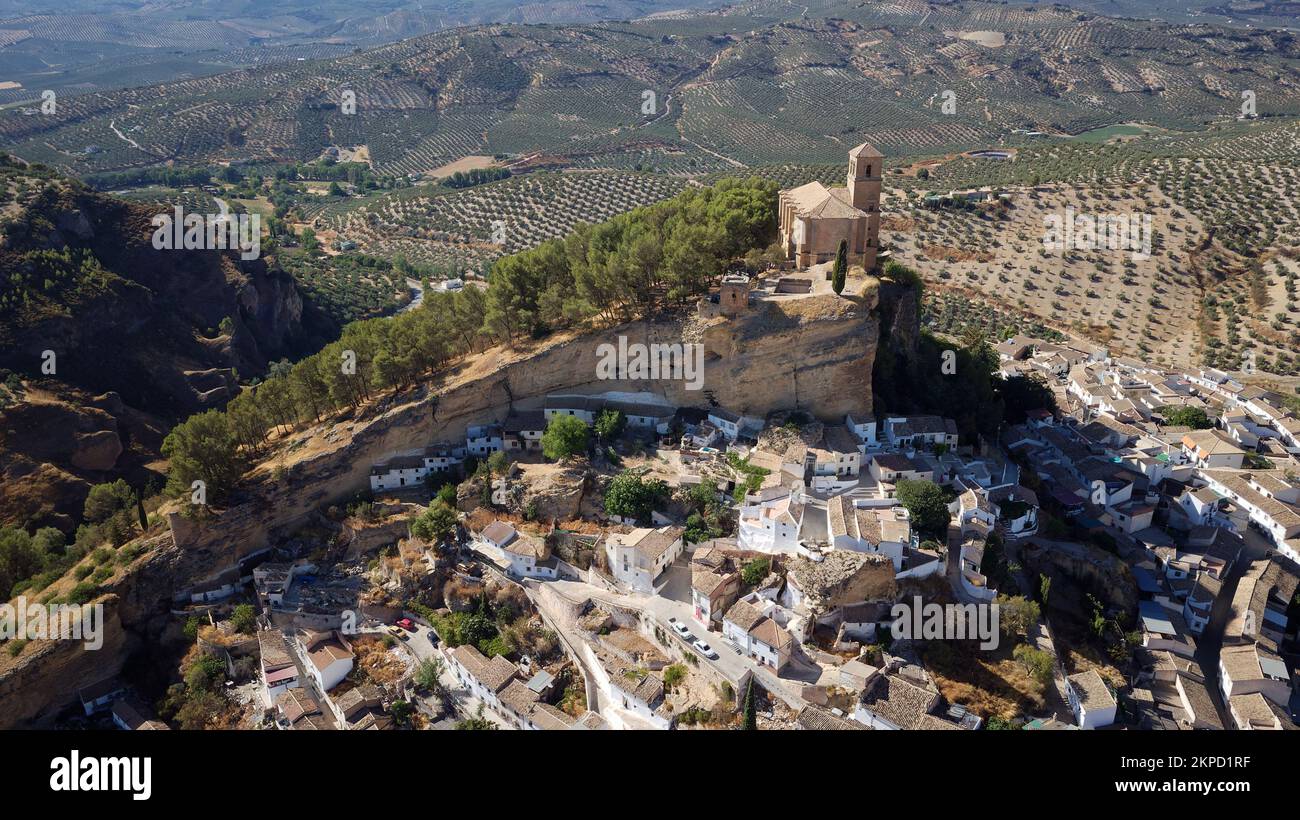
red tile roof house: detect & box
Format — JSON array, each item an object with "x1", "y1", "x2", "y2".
[
  {"x1": 722, "y1": 595, "x2": 794, "y2": 672},
  {"x1": 299, "y1": 629, "x2": 354, "y2": 693},
  {"x1": 476, "y1": 519, "x2": 559, "y2": 579},
  {"x1": 446, "y1": 644, "x2": 577, "y2": 730},
  {"x1": 1065, "y1": 670, "x2": 1117, "y2": 729},
  {"x1": 690, "y1": 544, "x2": 742, "y2": 627}
]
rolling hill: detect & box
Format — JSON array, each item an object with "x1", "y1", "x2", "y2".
[{"x1": 3, "y1": 0, "x2": 1300, "y2": 404}]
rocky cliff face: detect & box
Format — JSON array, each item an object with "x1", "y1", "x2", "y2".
[
  {"x1": 0, "y1": 276, "x2": 917, "y2": 725},
  {"x1": 0, "y1": 392, "x2": 144, "y2": 530},
  {"x1": 1, "y1": 181, "x2": 306, "y2": 415},
  {"x1": 0, "y1": 605, "x2": 134, "y2": 728},
  {"x1": 0, "y1": 529, "x2": 223, "y2": 728},
  {"x1": 1020, "y1": 539, "x2": 1138, "y2": 617},
  {"x1": 170, "y1": 283, "x2": 895, "y2": 563},
  {"x1": 0, "y1": 166, "x2": 311, "y2": 530}
]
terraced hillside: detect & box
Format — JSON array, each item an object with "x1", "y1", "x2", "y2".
[
  {"x1": 4, "y1": 0, "x2": 1300, "y2": 377},
  {"x1": 5, "y1": 1, "x2": 1300, "y2": 176},
  {"x1": 891, "y1": 117, "x2": 1300, "y2": 374},
  {"x1": 311, "y1": 170, "x2": 689, "y2": 273},
  {"x1": 0, "y1": 0, "x2": 729, "y2": 102}
]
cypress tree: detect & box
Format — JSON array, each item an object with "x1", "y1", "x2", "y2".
[{"x1": 832, "y1": 238, "x2": 848, "y2": 295}]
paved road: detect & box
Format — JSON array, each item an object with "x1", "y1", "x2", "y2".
[
  {"x1": 397, "y1": 277, "x2": 425, "y2": 314},
  {"x1": 362, "y1": 620, "x2": 516, "y2": 727},
  {"x1": 539, "y1": 563, "x2": 815, "y2": 707},
  {"x1": 1192, "y1": 527, "x2": 1274, "y2": 729},
  {"x1": 402, "y1": 620, "x2": 519, "y2": 729}
]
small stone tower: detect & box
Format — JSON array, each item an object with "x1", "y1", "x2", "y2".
[
  {"x1": 847, "y1": 142, "x2": 883, "y2": 214},
  {"x1": 848, "y1": 142, "x2": 883, "y2": 271},
  {"x1": 719, "y1": 275, "x2": 751, "y2": 317}
]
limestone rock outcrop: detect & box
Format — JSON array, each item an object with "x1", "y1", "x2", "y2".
[{"x1": 0, "y1": 272, "x2": 920, "y2": 725}]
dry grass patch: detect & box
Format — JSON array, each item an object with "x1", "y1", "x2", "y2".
[
  {"x1": 919, "y1": 640, "x2": 1048, "y2": 720},
  {"x1": 350, "y1": 635, "x2": 410, "y2": 685}
]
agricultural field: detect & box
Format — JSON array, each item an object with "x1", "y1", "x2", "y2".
[
  {"x1": 0, "y1": 1, "x2": 728, "y2": 99},
  {"x1": 3, "y1": 0, "x2": 1300, "y2": 374},
  {"x1": 277, "y1": 251, "x2": 414, "y2": 326},
  {"x1": 883, "y1": 182, "x2": 1206, "y2": 369},
  {"x1": 311, "y1": 170, "x2": 690, "y2": 276},
  {"x1": 891, "y1": 116, "x2": 1300, "y2": 373},
  {"x1": 6, "y1": 1, "x2": 1300, "y2": 179},
  {"x1": 922, "y1": 291, "x2": 1067, "y2": 347}
]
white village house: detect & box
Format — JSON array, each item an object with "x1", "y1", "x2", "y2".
[{"x1": 604, "y1": 526, "x2": 685, "y2": 593}]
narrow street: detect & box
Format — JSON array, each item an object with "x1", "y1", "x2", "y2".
[
  {"x1": 383, "y1": 619, "x2": 517, "y2": 729},
  {"x1": 1192, "y1": 527, "x2": 1274, "y2": 729},
  {"x1": 533, "y1": 559, "x2": 816, "y2": 709}
]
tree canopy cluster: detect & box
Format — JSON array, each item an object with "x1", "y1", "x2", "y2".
[
  {"x1": 482, "y1": 177, "x2": 777, "y2": 338},
  {"x1": 541, "y1": 415, "x2": 590, "y2": 461},
  {"x1": 410, "y1": 502, "x2": 459, "y2": 544},
  {"x1": 874, "y1": 263, "x2": 1056, "y2": 445},
  {"x1": 1159, "y1": 405, "x2": 1212, "y2": 429},
  {"x1": 604, "y1": 472, "x2": 670, "y2": 524},
  {"x1": 441, "y1": 167, "x2": 511, "y2": 189},
  {"x1": 159, "y1": 178, "x2": 779, "y2": 504},
  {"x1": 84, "y1": 166, "x2": 212, "y2": 191},
  {"x1": 894, "y1": 479, "x2": 951, "y2": 539}
]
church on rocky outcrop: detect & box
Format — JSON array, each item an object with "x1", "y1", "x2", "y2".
[{"x1": 778, "y1": 142, "x2": 882, "y2": 271}]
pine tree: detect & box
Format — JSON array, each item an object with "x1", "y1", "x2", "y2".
[{"x1": 832, "y1": 238, "x2": 848, "y2": 295}]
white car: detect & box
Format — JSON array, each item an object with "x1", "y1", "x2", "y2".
[
  {"x1": 671, "y1": 621, "x2": 690, "y2": 637},
  {"x1": 695, "y1": 641, "x2": 718, "y2": 660}
]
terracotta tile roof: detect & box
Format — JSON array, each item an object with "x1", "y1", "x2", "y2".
[
  {"x1": 607, "y1": 659, "x2": 665, "y2": 705},
  {"x1": 1067, "y1": 670, "x2": 1116, "y2": 711},
  {"x1": 531, "y1": 702, "x2": 577, "y2": 730},
  {"x1": 858, "y1": 674, "x2": 940, "y2": 729},
  {"x1": 307, "y1": 639, "x2": 353, "y2": 674},
  {"x1": 502, "y1": 533, "x2": 547, "y2": 559},
  {"x1": 1230, "y1": 692, "x2": 1281, "y2": 729},
  {"x1": 481, "y1": 520, "x2": 517, "y2": 546},
  {"x1": 796, "y1": 706, "x2": 867, "y2": 730},
  {"x1": 724, "y1": 598, "x2": 766, "y2": 632},
  {"x1": 749, "y1": 617, "x2": 793, "y2": 651},
  {"x1": 258, "y1": 629, "x2": 294, "y2": 670},
  {"x1": 849, "y1": 141, "x2": 884, "y2": 159},
  {"x1": 451, "y1": 644, "x2": 519, "y2": 693},
  {"x1": 629, "y1": 526, "x2": 685, "y2": 561},
  {"x1": 499, "y1": 679, "x2": 541, "y2": 715}
]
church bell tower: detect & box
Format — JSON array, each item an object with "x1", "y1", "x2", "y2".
[{"x1": 847, "y1": 143, "x2": 882, "y2": 214}]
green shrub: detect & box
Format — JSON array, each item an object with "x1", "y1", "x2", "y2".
[{"x1": 67, "y1": 582, "x2": 100, "y2": 605}]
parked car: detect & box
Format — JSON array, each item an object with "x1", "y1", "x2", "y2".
[
  {"x1": 695, "y1": 641, "x2": 718, "y2": 660},
  {"x1": 672, "y1": 621, "x2": 690, "y2": 637},
  {"x1": 427, "y1": 632, "x2": 440, "y2": 646},
  {"x1": 386, "y1": 626, "x2": 405, "y2": 639},
  {"x1": 396, "y1": 618, "x2": 415, "y2": 631}
]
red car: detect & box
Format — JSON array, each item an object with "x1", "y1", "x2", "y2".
[{"x1": 395, "y1": 618, "x2": 415, "y2": 631}]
